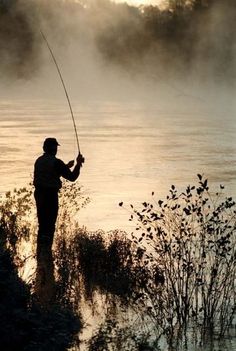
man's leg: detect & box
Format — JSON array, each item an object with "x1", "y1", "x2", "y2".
[{"x1": 34, "y1": 189, "x2": 58, "y2": 303}]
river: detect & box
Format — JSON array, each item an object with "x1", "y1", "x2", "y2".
[{"x1": 0, "y1": 96, "x2": 236, "y2": 231}]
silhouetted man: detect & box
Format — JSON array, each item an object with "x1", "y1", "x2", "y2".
[{"x1": 33, "y1": 137, "x2": 84, "y2": 302}]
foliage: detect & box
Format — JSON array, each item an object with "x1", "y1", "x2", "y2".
[
  {"x1": 0, "y1": 187, "x2": 34, "y2": 265},
  {"x1": 0, "y1": 221, "x2": 82, "y2": 351},
  {"x1": 1, "y1": 176, "x2": 235, "y2": 350},
  {"x1": 55, "y1": 229, "x2": 141, "y2": 308},
  {"x1": 54, "y1": 229, "x2": 160, "y2": 350},
  {"x1": 37, "y1": 175, "x2": 236, "y2": 349},
  {"x1": 0, "y1": 182, "x2": 86, "y2": 350},
  {"x1": 56, "y1": 180, "x2": 90, "y2": 240},
  {"x1": 0, "y1": 181, "x2": 89, "y2": 272},
  {"x1": 125, "y1": 174, "x2": 236, "y2": 339},
  {"x1": 87, "y1": 316, "x2": 152, "y2": 351}
]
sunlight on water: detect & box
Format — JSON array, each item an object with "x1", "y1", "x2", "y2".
[{"x1": 0, "y1": 98, "x2": 236, "y2": 232}]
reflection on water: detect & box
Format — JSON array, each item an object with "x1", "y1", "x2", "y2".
[
  {"x1": 159, "y1": 328, "x2": 236, "y2": 351},
  {"x1": 0, "y1": 98, "x2": 236, "y2": 232}
]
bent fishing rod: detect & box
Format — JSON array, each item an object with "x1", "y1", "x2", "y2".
[{"x1": 40, "y1": 29, "x2": 81, "y2": 155}]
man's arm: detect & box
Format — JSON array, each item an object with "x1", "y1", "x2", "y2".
[{"x1": 56, "y1": 154, "x2": 84, "y2": 182}]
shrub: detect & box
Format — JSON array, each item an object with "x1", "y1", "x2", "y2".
[
  {"x1": 125, "y1": 174, "x2": 236, "y2": 339},
  {"x1": 1, "y1": 176, "x2": 235, "y2": 350}
]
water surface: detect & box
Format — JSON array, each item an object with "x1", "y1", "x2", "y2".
[{"x1": 0, "y1": 98, "x2": 236, "y2": 231}]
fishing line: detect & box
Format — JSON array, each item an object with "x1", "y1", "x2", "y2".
[
  {"x1": 40, "y1": 29, "x2": 81, "y2": 154},
  {"x1": 150, "y1": 71, "x2": 206, "y2": 103}
]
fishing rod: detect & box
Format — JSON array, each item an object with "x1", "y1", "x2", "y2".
[{"x1": 40, "y1": 29, "x2": 81, "y2": 154}]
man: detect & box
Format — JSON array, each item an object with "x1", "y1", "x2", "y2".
[{"x1": 33, "y1": 137, "x2": 84, "y2": 301}]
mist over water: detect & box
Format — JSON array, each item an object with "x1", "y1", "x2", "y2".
[
  {"x1": 0, "y1": 0, "x2": 236, "y2": 230},
  {"x1": 0, "y1": 0, "x2": 236, "y2": 85}
]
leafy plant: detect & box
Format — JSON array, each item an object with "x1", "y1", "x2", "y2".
[
  {"x1": 57, "y1": 180, "x2": 90, "y2": 238},
  {"x1": 124, "y1": 174, "x2": 236, "y2": 340},
  {"x1": 0, "y1": 186, "x2": 34, "y2": 268},
  {"x1": 0, "y1": 207, "x2": 82, "y2": 351},
  {"x1": 1, "y1": 176, "x2": 235, "y2": 350}
]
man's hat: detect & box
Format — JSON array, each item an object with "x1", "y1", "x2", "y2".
[{"x1": 43, "y1": 138, "x2": 60, "y2": 148}]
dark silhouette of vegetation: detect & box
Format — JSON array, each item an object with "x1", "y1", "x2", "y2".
[
  {"x1": 55, "y1": 229, "x2": 140, "y2": 302},
  {"x1": 0, "y1": 185, "x2": 83, "y2": 351},
  {"x1": 0, "y1": 176, "x2": 235, "y2": 350},
  {"x1": 0, "y1": 218, "x2": 82, "y2": 351},
  {"x1": 55, "y1": 176, "x2": 236, "y2": 350},
  {"x1": 120, "y1": 174, "x2": 236, "y2": 345},
  {"x1": 54, "y1": 228, "x2": 158, "y2": 351}
]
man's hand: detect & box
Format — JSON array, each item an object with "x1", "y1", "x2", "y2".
[
  {"x1": 67, "y1": 160, "x2": 75, "y2": 168},
  {"x1": 77, "y1": 153, "x2": 85, "y2": 166}
]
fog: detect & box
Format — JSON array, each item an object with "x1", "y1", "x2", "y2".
[{"x1": 0, "y1": 0, "x2": 235, "y2": 106}]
